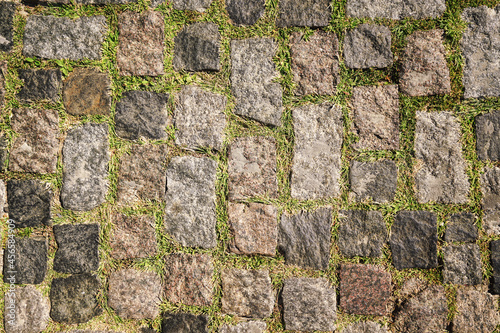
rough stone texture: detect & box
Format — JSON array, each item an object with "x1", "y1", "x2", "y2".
[
  {"x1": 349, "y1": 160, "x2": 397, "y2": 203},
  {"x1": 4, "y1": 285, "x2": 50, "y2": 333},
  {"x1": 344, "y1": 24, "x2": 393, "y2": 69},
  {"x1": 443, "y1": 244, "x2": 482, "y2": 285},
  {"x1": 338, "y1": 210, "x2": 387, "y2": 258},
  {"x1": 352, "y1": 85, "x2": 400, "y2": 150},
  {"x1": 231, "y1": 38, "x2": 282, "y2": 126},
  {"x1": 173, "y1": 23, "x2": 220, "y2": 72},
  {"x1": 339, "y1": 264, "x2": 391, "y2": 315},
  {"x1": 453, "y1": 287, "x2": 500, "y2": 333},
  {"x1": 3, "y1": 237, "x2": 47, "y2": 284},
  {"x1": 23, "y1": 15, "x2": 107, "y2": 60},
  {"x1": 0, "y1": 2, "x2": 15, "y2": 52},
  {"x1": 61, "y1": 123, "x2": 109, "y2": 211},
  {"x1": 0, "y1": 62, "x2": 6, "y2": 107},
  {"x1": 117, "y1": 144, "x2": 168, "y2": 204},
  {"x1": 17, "y1": 69, "x2": 62, "y2": 103},
  {"x1": 0, "y1": 181, "x2": 6, "y2": 218},
  {"x1": 63, "y1": 68, "x2": 111, "y2": 116},
  {"x1": 282, "y1": 277, "x2": 336, "y2": 332},
  {"x1": 108, "y1": 269, "x2": 161, "y2": 319},
  {"x1": 277, "y1": 0, "x2": 330, "y2": 27},
  {"x1": 53, "y1": 224, "x2": 99, "y2": 274},
  {"x1": 0, "y1": 133, "x2": 8, "y2": 170},
  {"x1": 398, "y1": 278, "x2": 429, "y2": 300},
  {"x1": 289, "y1": 31, "x2": 339, "y2": 96},
  {"x1": 50, "y1": 274, "x2": 101, "y2": 324},
  {"x1": 343, "y1": 322, "x2": 389, "y2": 333},
  {"x1": 162, "y1": 313, "x2": 209, "y2": 333},
  {"x1": 291, "y1": 104, "x2": 342, "y2": 199},
  {"x1": 446, "y1": 212, "x2": 478, "y2": 243},
  {"x1": 490, "y1": 240, "x2": 500, "y2": 294},
  {"x1": 400, "y1": 30, "x2": 451, "y2": 97},
  {"x1": 226, "y1": 0, "x2": 265, "y2": 26},
  {"x1": 172, "y1": 0, "x2": 212, "y2": 11},
  {"x1": 219, "y1": 321, "x2": 266, "y2": 333},
  {"x1": 278, "y1": 208, "x2": 331, "y2": 270},
  {"x1": 481, "y1": 167, "x2": 500, "y2": 234},
  {"x1": 227, "y1": 202, "x2": 277, "y2": 256},
  {"x1": 390, "y1": 211, "x2": 438, "y2": 270},
  {"x1": 117, "y1": 11, "x2": 164, "y2": 76},
  {"x1": 415, "y1": 111, "x2": 469, "y2": 203},
  {"x1": 346, "y1": 0, "x2": 446, "y2": 19},
  {"x1": 7, "y1": 179, "x2": 51, "y2": 228},
  {"x1": 174, "y1": 85, "x2": 227, "y2": 150},
  {"x1": 221, "y1": 269, "x2": 274, "y2": 318},
  {"x1": 462, "y1": 6, "x2": 500, "y2": 99},
  {"x1": 110, "y1": 213, "x2": 157, "y2": 260},
  {"x1": 164, "y1": 253, "x2": 213, "y2": 306},
  {"x1": 476, "y1": 111, "x2": 500, "y2": 161},
  {"x1": 9, "y1": 108, "x2": 60, "y2": 174},
  {"x1": 115, "y1": 91, "x2": 169, "y2": 141},
  {"x1": 164, "y1": 156, "x2": 217, "y2": 249}
]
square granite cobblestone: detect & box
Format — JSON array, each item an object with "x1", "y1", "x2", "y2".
[
  {"x1": 443, "y1": 244, "x2": 482, "y2": 285},
  {"x1": 453, "y1": 288, "x2": 500, "y2": 333},
  {"x1": 481, "y1": 166, "x2": 500, "y2": 234},
  {"x1": 445, "y1": 213, "x2": 478, "y2": 243},
  {"x1": 53, "y1": 224, "x2": 99, "y2": 274},
  {"x1": 17, "y1": 68, "x2": 62, "y2": 103},
  {"x1": 173, "y1": 23, "x2": 220, "y2": 72},
  {"x1": 476, "y1": 111, "x2": 500, "y2": 161},
  {"x1": 349, "y1": 160, "x2": 397, "y2": 203},
  {"x1": 343, "y1": 322, "x2": 388, "y2": 333},
  {"x1": 490, "y1": 240, "x2": 500, "y2": 294},
  {"x1": 162, "y1": 313, "x2": 209, "y2": 333},
  {"x1": 110, "y1": 213, "x2": 157, "y2": 260},
  {"x1": 3, "y1": 237, "x2": 47, "y2": 284},
  {"x1": 277, "y1": 0, "x2": 330, "y2": 27},
  {"x1": 0, "y1": 2, "x2": 15, "y2": 53},
  {"x1": 7, "y1": 179, "x2": 51, "y2": 228},
  {"x1": 344, "y1": 24, "x2": 393, "y2": 69},
  {"x1": 4, "y1": 285, "x2": 50, "y2": 333},
  {"x1": 226, "y1": 0, "x2": 265, "y2": 26},
  {"x1": 346, "y1": 0, "x2": 445, "y2": 19},
  {"x1": 172, "y1": 0, "x2": 212, "y2": 12},
  {"x1": 219, "y1": 321, "x2": 266, "y2": 333}
]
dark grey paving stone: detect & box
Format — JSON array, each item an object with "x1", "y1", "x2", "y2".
[
  {"x1": 115, "y1": 91, "x2": 169, "y2": 141},
  {"x1": 61, "y1": 123, "x2": 109, "y2": 211},
  {"x1": 110, "y1": 213, "x2": 157, "y2": 260},
  {"x1": 162, "y1": 313, "x2": 209, "y2": 333},
  {"x1": 344, "y1": 24, "x2": 393, "y2": 69},
  {"x1": 278, "y1": 207, "x2": 331, "y2": 270},
  {"x1": 140, "y1": 328, "x2": 158, "y2": 333},
  {"x1": 390, "y1": 211, "x2": 438, "y2": 270},
  {"x1": 481, "y1": 167, "x2": 500, "y2": 234},
  {"x1": 50, "y1": 274, "x2": 101, "y2": 324},
  {"x1": 350, "y1": 160, "x2": 397, "y2": 203},
  {"x1": 445, "y1": 213, "x2": 478, "y2": 243},
  {"x1": 490, "y1": 240, "x2": 500, "y2": 294},
  {"x1": 338, "y1": 210, "x2": 387, "y2": 258},
  {"x1": 7, "y1": 179, "x2": 51, "y2": 228},
  {"x1": 346, "y1": 0, "x2": 445, "y2": 19},
  {"x1": 0, "y1": 2, "x2": 15, "y2": 52},
  {"x1": 277, "y1": 0, "x2": 330, "y2": 27},
  {"x1": 226, "y1": 0, "x2": 265, "y2": 26},
  {"x1": 476, "y1": 111, "x2": 500, "y2": 161},
  {"x1": 173, "y1": 23, "x2": 220, "y2": 72},
  {"x1": 462, "y1": 6, "x2": 500, "y2": 98},
  {"x1": 23, "y1": 15, "x2": 107, "y2": 60},
  {"x1": 443, "y1": 244, "x2": 482, "y2": 285},
  {"x1": 17, "y1": 68, "x2": 62, "y2": 103},
  {"x1": 219, "y1": 321, "x2": 266, "y2": 333},
  {"x1": 3, "y1": 237, "x2": 47, "y2": 284},
  {"x1": 173, "y1": 0, "x2": 212, "y2": 11},
  {"x1": 453, "y1": 287, "x2": 500, "y2": 333},
  {"x1": 53, "y1": 224, "x2": 99, "y2": 274},
  {"x1": 0, "y1": 62, "x2": 6, "y2": 107},
  {"x1": 164, "y1": 156, "x2": 217, "y2": 249},
  {"x1": 282, "y1": 277, "x2": 336, "y2": 332},
  {"x1": 4, "y1": 285, "x2": 50, "y2": 333},
  {"x1": 231, "y1": 38, "x2": 282, "y2": 126},
  {"x1": 343, "y1": 322, "x2": 389, "y2": 333}
]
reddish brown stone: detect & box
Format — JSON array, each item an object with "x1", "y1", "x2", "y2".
[{"x1": 110, "y1": 213, "x2": 158, "y2": 260}]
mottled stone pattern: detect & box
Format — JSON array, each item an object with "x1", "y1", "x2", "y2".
[
  {"x1": 346, "y1": 0, "x2": 445, "y2": 19},
  {"x1": 164, "y1": 156, "x2": 217, "y2": 248},
  {"x1": 7, "y1": 179, "x2": 51, "y2": 228},
  {"x1": 219, "y1": 321, "x2": 266, "y2": 333},
  {"x1": 0, "y1": 133, "x2": 8, "y2": 170},
  {"x1": 291, "y1": 104, "x2": 342, "y2": 199},
  {"x1": 344, "y1": 24, "x2": 393, "y2": 69},
  {"x1": 0, "y1": 2, "x2": 15, "y2": 52},
  {"x1": 343, "y1": 322, "x2": 388, "y2": 333},
  {"x1": 278, "y1": 208, "x2": 331, "y2": 270},
  {"x1": 164, "y1": 253, "x2": 213, "y2": 307},
  {"x1": 172, "y1": 0, "x2": 212, "y2": 11},
  {"x1": 53, "y1": 224, "x2": 99, "y2": 274},
  {"x1": 226, "y1": 0, "x2": 265, "y2": 26},
  {"x1": 231, "y1": 38, "x2": 282, "y2": 126},
  {"x1": 162, "y1": 313, "x2": 209, "y2": 333},
  {"x1": 282, "y1": 277, "x2": 336, "y2": 332},
  {"x1": 350, "y1": 160, "x2": 397, "y2": 203},
  {"x1": 23, "y1": 15, "x2": 107, "y2": 60},
  {"x1": 117, "y1": 11, "x2": 164, "y2": 76},
  {"x1": 277, "y1": 0, "x2": 330, "y2": 27},
  {"x1": 110, "y1": 213, "x2": 157, "y2": 260},
  {"x1": 17, "y1": 69, "x2": 62, "y2": 102},
  {"x1": 453, "y1": 288, "x2": 500, "y2": 333},
  {"x1": 173, "y1": 23, "x2": 220, "y2": 72},
  {"x1": 0, "y1": 62, "x2": 6, "y2": 107},
  {"x1": 4, "y1": 285, "x2": 50, "y2": 333},
  {"x1": 476, "y1": 111, "x2": 500, "y2": 161},
  {"x1": 481, "y1": 167, "x2": 500, "y2": 234},
  {"x1": 491, "y1": 240, "x2": 500, "y2": 294},
  {"x1": 462, "y1": 6, "x2": 500, "y2": 98},
  {"x1": 443, "y1": 244, "x2": 482, "y2": 285},
  {"x1": 3, "y1": 237, "x2": 47, "y2": 284},
  {"x1": 446, "y1": 213, "x2": 478, "y2": 243},
  {"x1": 228, "y1": 136, "x2": 277, "y2": 200}
]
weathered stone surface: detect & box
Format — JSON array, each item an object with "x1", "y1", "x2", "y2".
[
  {"x1": 415, "y1": 111, "x2": 469, "y2": 203},
  {"x1": 476, "y1": 111, "x2": 500, "y2": 161},
  {"x1": 226, "y1": 0, "x2": 265, "y2": 26},
  {"x1": 162, "y1": 313, "x2": 209, "y2": 333},
  {"x1": 343, "y1": 322, "x2": 389, "y2": 333},
  {"x1": 165, "y1": 156, "x2": 217, "y2": 248},
  {"x1": 4, "y1": 285, "x2": 50, "y2": 333},
  {"x1": 10, "y1": 108, "x2": 60, "y2": 174},
  {"x1": 173, "y1": 0, "x2": 212, "y2": 11},
  {"x1": 291, "y1": 103, "x2": 342, "y2": 199},
  {"x1": 344, "y1": 24, "x2": 393, "y2": 69},
  {"x1": 61, "y1": 123, "x2": 109, "y2": 211},
  {"x1": 0, "y1": 62, "x2": 6, "y2": 107},
  {"x1": 400, "y1": 30, "x2": 451, "y2": 97},
  {"x1": 164, "y1": 253, "x2": 213, "y2": 306},
  {"x1": 0, "y1": 181, "x2": 6, "y2": 218},
  {"x1": 277, "y1": 0, "x2": 330, "y2": 27},
  {"x1": 350, "y1": 160, "x2": 397, "y2": 203},
  {"x1": 173, "y1": 23, "x2": 220, "y2": 72},
  {"x1": 0, "y1": 133, "x2": 7, "y2": 170},
  {"x1": 117, "y1": 144, "x2": 168, "y2": 204},
  {"x1": 490, "y1": 240, "x2": 500, "y2": 294},
  {"x1": 221, "y1": 269, "x2": 273, "y2": 318},
  {"x1": 338, "y1": 210, "x2": 387, "y2": 258},
  {"x1": 0, "y1": 2, "x2": 15, "y2": 52},
  {"x1": 390, "y1": 211, "x2": 438, "y2": 270},
  {"x1": 398, "y1": 278, "x2": 429, "y2": 300},
  {"x1": 63, "y1": 68, "x2": 111, "y2": 116},
  {"x1": 117, "y1": 11, "x2": 164, "y2": 76},
  {"x1": 453, "y1": 287, "x2": 500, "y2": 333},
  {"x1": 446, "y1": 213, "x2": 478, "y2": 243},
  {"x1": 346, "y1": 0, "x2": 445, "y2": 19},
  {"x1": 462, "y1": 6, "x2": 500, "y2": 98},
  {"x1": 174, "y1": 85, "x2": 227, "y2": 150},
  {"x1": 108, "y1": 269, "x2": 161, "y2": 319},
  {"x1": 231, "y1": 38, "x2": 282, "y2": 126},
  {"x1": 481, "y1": 167, "x2": 500, "y2": 234},
  {"x1": 17, "y1": 69, "x2": 62, "y2": 103},
  {"x1": 219, "y1": 321, "x2": 266, "y2": 333},
  {"x1": 53, "y1": 224, "x2": 99, "y2": 274},
  {"x1": 50, "y1": 274, "x2": 101, "y2": 324},
  {"x1": 23, "y1": 15, "x2": 107, "y2": 60},
  {"x1": 110, "y1": 213, "x2": 157, "y2": 260},
  {"x1": 282, "y1": 277, "x2": 336, "y2": 332},
  {"x1": 140, "y1": 328, "x2": 157, "y2": 333},
  {"x1": 278, "y1": 208, "x2": 331, "y2": 270},
  {"x1": 443, "y1": 244, "x2": 482, "y2": 285},
  {"x1": 115, "y1": 91, "x2": 169, "y2": 141},
  {"x1": 228, "y1": 202, "x2": 277, "y2": 256},
  {"x1": 3, "y1": 237, "x2": 47, "y2": 284},
  {"x1": 7, "y1": 179, "x2": 51, "y2": 228}
]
